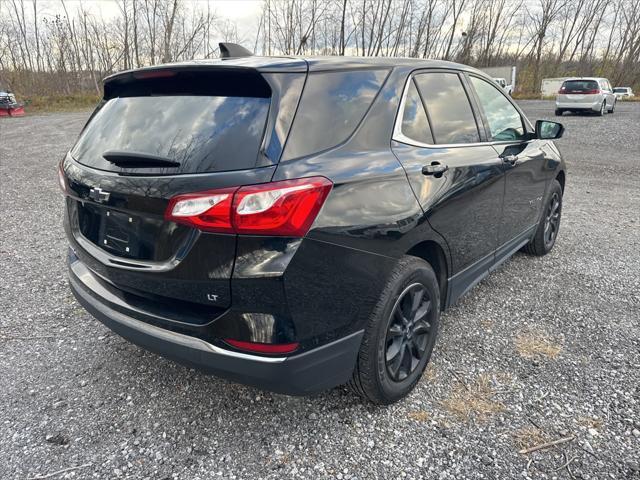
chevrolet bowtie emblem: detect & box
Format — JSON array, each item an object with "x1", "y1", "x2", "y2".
[{"x1": 89, "y1": 187, "x2": 110, "y2": 203}]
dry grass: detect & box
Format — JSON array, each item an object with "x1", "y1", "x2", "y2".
[
  {"x1": 423, "y1": 363, "x2": 437, "y2": 381},
  {"x1": 513, "y1": 426, "x2": 549, "y2": 450},
  {"x1": 441, "y1": 374, "x2": 505, "y2": 422},
  {"x1": 577, "y1": 416, "x2": 604, "y2": 430},
  {"x1": 515, "y1": 331, "x2": 562, "y2": 359},
  {"x1": 511, "y1": 93, "x2": 557, "y2": 100},
  {"x1": 407, "y1": 410, "x2": 430, "y2": 422},
  {"x1": 22, "y1": 93, "x2": 101, "y2": 113}
]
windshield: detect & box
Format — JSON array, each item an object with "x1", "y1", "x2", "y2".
[{"x1": 72, "y1": 95, "x2": 270, "y2": 175}]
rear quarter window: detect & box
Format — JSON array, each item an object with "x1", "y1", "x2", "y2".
[{"x1": 282, "y1": 69, "x2": 389, "y2": 160}]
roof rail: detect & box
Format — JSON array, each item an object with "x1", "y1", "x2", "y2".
[{"x1": 219, "y1": 43, "x2": 254, "y2": 59}]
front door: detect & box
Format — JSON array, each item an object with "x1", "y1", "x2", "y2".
[{"x1": 466, "y1": 75, "x2": 549, "y2": 246}]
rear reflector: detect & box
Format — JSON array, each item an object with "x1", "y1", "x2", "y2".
[
  {"x1": 224, "y1": 339, "x2": 300, "y2": 355},
  {"x1": 165, "y1": 177, "x2": 332, "y2": 236}
]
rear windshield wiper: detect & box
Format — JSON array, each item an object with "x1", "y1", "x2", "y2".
[{"x1": 103, "y1": 150, "x2": 180, "y2": 168}]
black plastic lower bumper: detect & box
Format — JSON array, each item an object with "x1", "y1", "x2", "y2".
[{"x1": 69, "y1": 258, "x2": 363, "y2": 395}]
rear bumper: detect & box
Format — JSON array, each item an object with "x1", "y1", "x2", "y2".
[
  {"x1": 555, "y1": 100, "x2": 601, "y2": 111},
  {"x1": 69, "y1": 255, "x2": 363, "y2": 395}
]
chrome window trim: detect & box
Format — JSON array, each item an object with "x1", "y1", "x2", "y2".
[{"x1": 392, "y1": 70, "x2": 531, "y2": 149}]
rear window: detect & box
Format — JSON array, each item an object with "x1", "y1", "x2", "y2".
[
  {"x1": 72, "y1": 95, "x2": 269, "y2": 175},
  {"x1": 282, "y1": 69, "x2": 389, "y2": 160},
  {"x1": 613, "y1": 88, "x2": 627, "y2": 93},
  {"x1": 561, "y1": 80, "x2": 599, "y2": 92}
]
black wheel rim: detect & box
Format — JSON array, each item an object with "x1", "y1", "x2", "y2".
[
  {"x1": 544, "y1": 192, "x2": 561, "y2": 248},
  {"x1": 385, "y1": 283, "x2": 432, "y2": 382}
]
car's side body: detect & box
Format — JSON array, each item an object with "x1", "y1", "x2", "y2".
[
  {"x1": 555, "y1": 77, "x2": 616, "y2": 114},
  {"x1": 63, "y1": 56, "x2": 566, "y2": 396}
]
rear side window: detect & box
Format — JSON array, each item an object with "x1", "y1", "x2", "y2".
[
  {"x1": 400, "y1": 80, "x2": 434, "y2": 144},
  {"x1": 470, "y1": 76, "x2": 524, "y2": 141},
  {"x1": 561, "y1": 80, "x2": 599, "y2": 93},
  {"x1": 414, "y1": 73, "x2": 480, "y2": 144},
  {"x1": 283, "y1": 69, "x2": 388, "y2": 160}
]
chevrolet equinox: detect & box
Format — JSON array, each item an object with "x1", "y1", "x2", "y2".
[{"x1": 61, "y1": 48, "x2": 566, "y2": 404}]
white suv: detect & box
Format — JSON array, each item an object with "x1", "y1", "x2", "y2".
[
  {"x1": 555, "y1": 77, "x2": 616, "y2": 116},
  {"x1": 613, "y1": 87, "x2": 634, "y2": 99}
]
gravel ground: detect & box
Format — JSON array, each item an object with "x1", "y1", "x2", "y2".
[{"x1": 1, "y1": 100, "x2": 639, "y2": 480}]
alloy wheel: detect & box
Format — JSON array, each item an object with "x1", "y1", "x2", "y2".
[
  {"x1": 544, "y1": 192, "x2": 561, "y2": 248},
  {"x1": 385, "y1": 283, "x2": 432, "y2": 382}
]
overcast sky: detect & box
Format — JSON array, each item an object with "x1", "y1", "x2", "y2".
[
  {"x1": 36, "y1": 0, "x2": 264, "y2": 43},
  {"x1": 40, "y1": 0, "x2": 263, "y2": 18}
]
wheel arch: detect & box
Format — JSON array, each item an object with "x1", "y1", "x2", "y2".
[
  {"x1": 555, "y1": 170, "x2": 566, "y2": 193},
  {"x1": 406, "y1": 240, "x2": 448, "y2": 311}
]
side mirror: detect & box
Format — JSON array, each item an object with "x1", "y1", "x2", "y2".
[{"x1": 535, "y1": 120, "x2": 564, "y2": 139}]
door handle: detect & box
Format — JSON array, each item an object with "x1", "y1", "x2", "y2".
[
  {"x1": 422, "y1": 163, "x2": 449, "y2": 176},
  {"x1": 500, "y1": 154, "x2": 518, "y2": 165}
]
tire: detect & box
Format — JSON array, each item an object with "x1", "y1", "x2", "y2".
[
  {"x1": 523, "y1": 180, "x2": 563, "y2": 256},
  {"x1": 609, "y1": 100, "x2": 616, "y2": 114},
  {"x1": 554, "y1": 109, "x2": 563, "y2": 116},
  {"x1": 597, "y1": 101, "x2": 606, "y2": 116},
  {"x1": 348, "y1": 256, "x2": 440, "y2": 404}
]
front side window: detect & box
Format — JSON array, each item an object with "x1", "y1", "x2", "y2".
[
  {"x1": 400, "y1": 80, "x2": 434, "y2": 144},
  {"x1": 470, "y1": 76, "x2": 525, "y2": 142},
  {"x1": 413, "y1": 73, "x2": 480, "y2": 144}
]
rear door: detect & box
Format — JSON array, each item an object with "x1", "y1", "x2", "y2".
[
  {"x1": 466, "y1": 74, "x2": 548, "y2": 247},
  {"x1": 63, "y1": 67, "x2": 305, "y2": 311},
  {"x1": 391, "y1": 70, "x2": 505, "y2": 277}
]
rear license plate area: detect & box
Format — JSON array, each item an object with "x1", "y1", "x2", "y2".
[{"x1": 98, "y1": 209, "x2": 140, "y2": 257}]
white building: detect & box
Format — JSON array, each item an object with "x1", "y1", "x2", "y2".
[{"x1": 541, "y1": 77, "x2": 571, "y2": 97}]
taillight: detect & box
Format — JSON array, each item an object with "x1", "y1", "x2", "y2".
[
  {"x1": 224, "y1": 339, "x2": 300, "y2": 355},
  {"x1": 166, "y1": 187, "x2": 237, "y2": 233},
  {"x1": 165, "y1": 177, "x2": 333, "y2": 237},
  {"x1": 584, "y1": 89, "x2": 601, "y2": 94}
]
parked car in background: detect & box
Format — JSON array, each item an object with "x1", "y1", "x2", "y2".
[
  {"x1": 613, "y1": 87, "x2": 634, "y2": 99},
  {"x1": 0, "y1": 91, "x2": 25, "y2": 117},
  {"x1": 493, "y1": 77, "x2": 513, "y2": 96},
  {"x1": 61, "y1": 46, "x2": 566, "y2": 404},
  {"x1": 555, "y1": 77, "x2": 616, "y2": 116}
]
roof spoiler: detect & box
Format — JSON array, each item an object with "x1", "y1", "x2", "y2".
[{"x1": 219, "y1": 42, "x2": 254, "y2": 59}]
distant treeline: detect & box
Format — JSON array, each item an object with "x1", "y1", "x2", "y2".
[{"x1": 1, "y1": 0, "x2": 639, "y2": 97}]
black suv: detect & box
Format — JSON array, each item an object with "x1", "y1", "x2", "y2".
[{"x1": 61, "y1": 53, "x2": 566, "y2": 404}]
